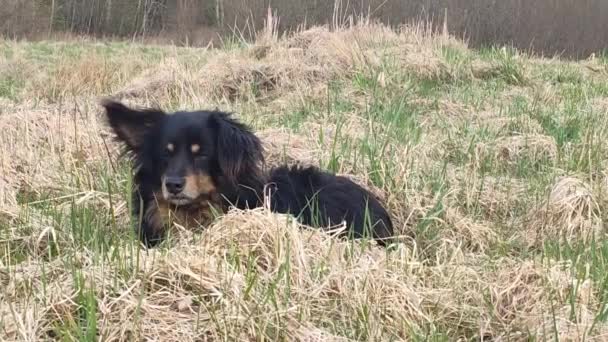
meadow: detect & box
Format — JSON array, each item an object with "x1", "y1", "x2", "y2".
[{"x1": 1, "y1": 21, "x2": 608, "y2": 340}]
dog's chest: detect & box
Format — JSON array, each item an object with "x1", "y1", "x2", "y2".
[{"x1": 146, "y1": 193, "x2": 224, "y2": 234}]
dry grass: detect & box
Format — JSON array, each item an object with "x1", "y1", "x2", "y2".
[
  {"x1": 110, "y1": 23, "x2": 453, "y2": 107},
  {"x1": 524, "y1": 176, "x2": 603, "y2": 247},
  {"x1": 2, "y1": 208, "x2": 605, "y2": 340},
  {"x1": 1, "y1": 21, "x2": 608, "y2": 340},
  {"x1": 489, "y1": 134, "x2": 558, "y2": 168}
]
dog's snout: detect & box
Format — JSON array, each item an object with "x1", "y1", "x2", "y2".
[{"x1": 165, "y1": 177, "x2": 185, "y2": 194}]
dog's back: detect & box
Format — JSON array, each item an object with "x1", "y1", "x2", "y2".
[{"x1": 267, "y1": 165, "x2": 393, "y2": 245}]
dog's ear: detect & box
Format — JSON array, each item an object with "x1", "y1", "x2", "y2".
[
  {"x1": 212, "y1": 112, "x2": 263, "y2": 184},
  {"x1": 101, "y1": 99, "x2": 165, "y2": 152}
]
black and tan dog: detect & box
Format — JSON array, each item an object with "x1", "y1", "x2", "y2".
[{"x1": 102, "y1": 100, "x2": 394, "y2": 247}]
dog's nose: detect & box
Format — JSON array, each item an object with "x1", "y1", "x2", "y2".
[{"x1": 165, "y1": 177, "x2": 185, "y2": 194}]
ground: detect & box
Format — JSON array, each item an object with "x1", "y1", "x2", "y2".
[{"x1": 1, "y1": 22, "x2": 608, "y2": 341}]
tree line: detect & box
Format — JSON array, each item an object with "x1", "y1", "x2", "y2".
[{"x1": 1, "y1": 0, "x2": 607, "y2": 58}]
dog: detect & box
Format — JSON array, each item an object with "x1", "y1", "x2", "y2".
[{"x1": 102, "y1": 99, "x2": 394, "y2": 247}]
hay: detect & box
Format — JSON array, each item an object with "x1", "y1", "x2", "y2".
[
  {"x1": 441, "y1": 208, "x2": 498, "y2": 252},
  {"x1": 114, "y1": 59, "x2": 181, "y2": 100},
  {"x1": 258, "y1": 128, "x2": 319, "y2": 167},
  {"x1": 470, "y1": 134, "x2": 557, "y2": 173},
  {"x1": 445, "y1": 166, "x2": 528, "y2": 222},
  {"x1": 434, "y1": 104, "x2": 545, "y2": 138},
  {"x1": 25, "y1": 52, "x2": 141, "y2": 102},
  {"x1": 197, "y1": 52, "x2": 324, "y2": 102},
  {"x1": 0, "y1": 102, "x2": 114, "y2": 199},
  {"x1": 100, "y1": 24, "x2": 451, "y2": 108},
  {"x1": 2, "y1": 208, "x2": 602, "y2": 340},
  {"x1": 523, "y1": 176, "x2": 603, "y2": 247},
  {"x1": 494, "y1": 134, "x2": 558, "y2": 165},
  {"x1": 470, "y1": 60, "x2": 502, "y2": 80},
  {"x1": 475, "y1": 176, "x2": 527, "y2": 219},
  {"x1": 257, "y1": 116, "x2": 371, "y2": 169}
]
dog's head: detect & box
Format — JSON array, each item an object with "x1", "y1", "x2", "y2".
[{"x1": 101, "y1": 99, "x2": 263, "y2": 206}]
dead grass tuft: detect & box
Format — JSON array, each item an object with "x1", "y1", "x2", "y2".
[
  {"x1": 470, "y1": 60, "x2": 502, "y2": 79},
  {"x1": 257, "y1": 116, "x2": 371, "y2": 169},
  {"x1": 432, "y1": 104, "x2": 545, "y2": 137},
  {"x1": 106, "y1": 24, "x2": 450, "y2": 107},
  {"x1": 27, "y1": 54, "x2": 141, "y2": 102},
  {"x1": 257, "y1": 128, "x2": 319, "y2": 167},
  {"x1": 470, "y1": 134, "x2": 557, "y2": 174},
  {"x1": 446, "y1": 166, "x2": 528, "y2": 221},
  {"x1": 494, "y1": 134, "x2": 558, "y2": 165},
  {"x1": 523, "y1": 176, "x2": 603, "y2": 246},
  {"x1": 0, "y1": 103, "x2": 112, "y2": 200},
  {"x1": 199, "y1": 24, "x2": 449, "y2": 102},
  {"x1": 476, "y1": 176, "x2": 528, "y2": 219},
  {"x1": 531, "y1": 83, "x2": 560, "y2": 106},
  {"x1": 591, "y1": 96, "x2": 608, "y2": 115},
  {"x1": 441, "y1": 208, "x2": 498, "y2": 252},
  {"x1": 115, "y1": 59, "x2": 182, "y2": 100},
  {"x1": 198, "y1": 52, "x2": 323, "y2": 102}
]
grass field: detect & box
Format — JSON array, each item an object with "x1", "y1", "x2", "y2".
[{"x1": 2, "y1": 22, "x2": 608, "y2": 341}]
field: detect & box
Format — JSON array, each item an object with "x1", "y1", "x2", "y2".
[{"x1": 1, "y1": 21, "x2": 608, "y2": 340}]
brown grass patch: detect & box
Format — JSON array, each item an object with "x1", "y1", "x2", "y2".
[
  {"x1": 198, "y1": 52, "x2": 323, "y2": 103},
  {"x1": 441, "y1": 208, "x2": 498, "y2": 252},
  {"x1": 114, "y1": 59, "x2": 182, "y2": 100},
  {"x1": 117, "y1": 24, "x2": 453, "y2": 104},
  {"x1": 591, "y1": 96, "x2": 608, "y2": 115},
  {"x1": 257, "y1": 116, "x2": 371, "y2": 169},
  {"x1": 27, "y1": 54, "x2": 143, "y2": 102},
  {"x1": 469, "y1": 134, "x2": 557, "y2": 174},
  {"x1": 432, "y1": 102, "x2": 544, "y2": 137},
  {"x1": 523, "y1": 176, "x2": 603, "y2": 247},
  {"x1": 258, "y1": 128, "x2": 319, "y2": 167},
  {"x1": 475, "y1": 176, "x2": 528, "y2": 219},
  {"x1": 446, "y1": 166, "x2": 528, "y2": 221},
  {"x1": 470, "y1": 60, "x2": 502, "y2": 80},
  {"x1": 2, "y1": 208, "x2": 603, "y2": 340},
  {"x1": 493, "y1": 134, "x2": 558, "y2": 165},
  {"x1": 0, "y1": 103, "x2": 112, "y2": 199}
]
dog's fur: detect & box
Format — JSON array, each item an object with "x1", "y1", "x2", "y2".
[{"x1": 102, "y1": 100, "x2": 394, "y2": 247}]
